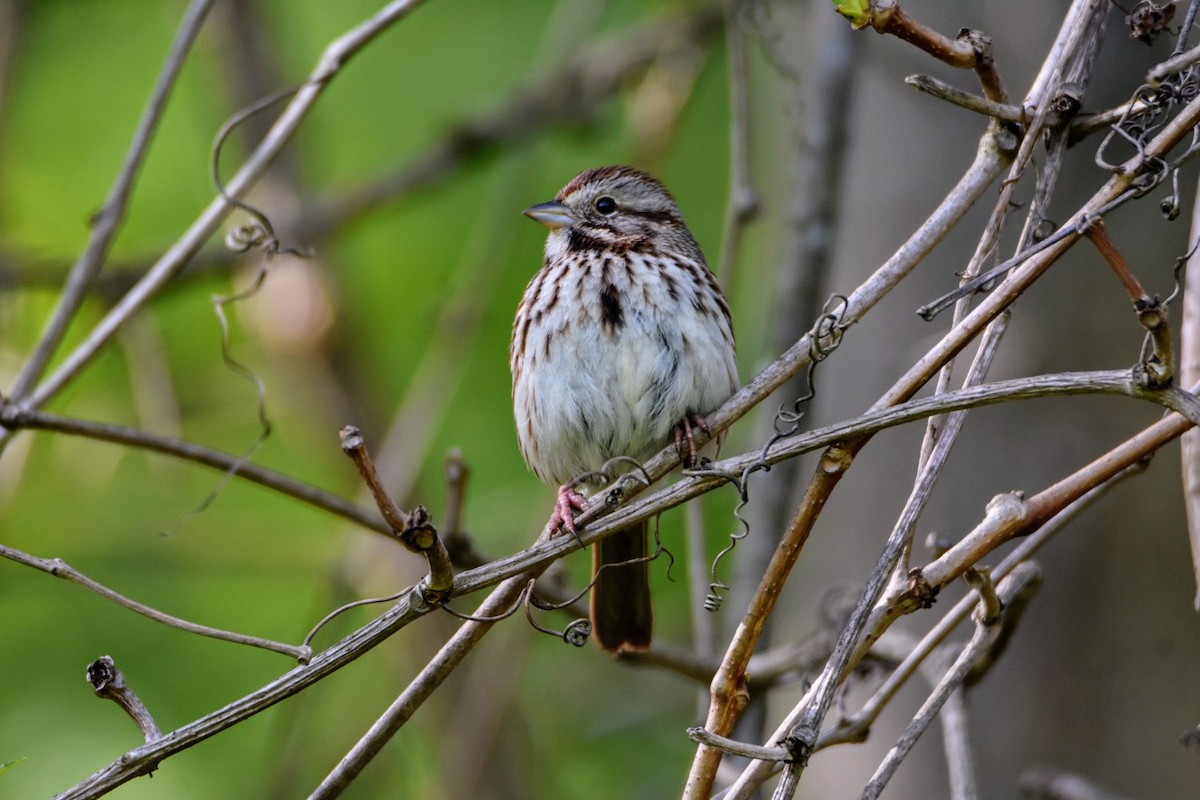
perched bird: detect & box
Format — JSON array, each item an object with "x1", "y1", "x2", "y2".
[{"x1": 511, "y1": 165, "x2": 738, "y2": 653}]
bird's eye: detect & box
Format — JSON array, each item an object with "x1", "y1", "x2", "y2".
[{"x1": 595, "y1": 196, "x2": 618, "y2": 215}]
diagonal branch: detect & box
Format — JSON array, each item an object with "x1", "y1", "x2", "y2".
[
  {"x1": 0, "y1": 543, "x2": 308, "y2": 660},
  {"x1": 9, "y1": 0, "x2": 218, "y2": 400},
  {"x1": 0, "y1": 405, "x2": 387, "y2": 535},
  {"x1": 7, "y1": 0, "x2": 430, "y2": 445},
  {"x1": 692, "y1": 68, "x2": 1200, "y2": 797},
  {"x1": 49, "y1": 370, "x2": 1199, "y2": 799}
]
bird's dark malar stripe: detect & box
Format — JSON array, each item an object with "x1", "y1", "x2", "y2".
[{"x1": 568, "y1": 227, "x2": 609, "y2": 254}]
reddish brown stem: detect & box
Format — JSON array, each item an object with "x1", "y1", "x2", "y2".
[
  {"x1": 340, "y1": 425, "x2": 452, "y2": 593},
  {"x1": 1085, "y1": 219, "x2": 1148, "y2": 301},
  {"x1": 870, "y1": 2, "x2": 1008, "y2": 103}
]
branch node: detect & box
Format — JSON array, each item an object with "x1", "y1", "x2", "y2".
[
  {"x1": 1133, "y1": 295, "x2": 1176, "y2": 388},
  {"x1": 906, "y1": 567, "x2": 938, "y2": 609},
  {"x1": 966, "y1": 563, "x2": 1042, "y2": 687},
  {"x1": 963, "y1": 566, "x2": 1002, "y2": 624}
]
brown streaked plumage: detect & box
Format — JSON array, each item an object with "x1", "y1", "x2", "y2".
[{"x1": 511, "y1": 166, "x2": 738, "y2": 653}]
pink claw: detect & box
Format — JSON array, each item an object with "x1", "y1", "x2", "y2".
[
  {"x1": 673, "y1": 412, "x2": 711, "y2": 469},
  {"x1": 547, "y1": 484, "x2": 589, "y2": 534}
]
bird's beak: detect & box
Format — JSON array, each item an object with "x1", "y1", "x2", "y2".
[{"x1": 523, "y1": 200, "x2": 575, "y2": 230}]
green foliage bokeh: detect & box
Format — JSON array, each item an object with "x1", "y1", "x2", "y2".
[{"x1": 0, "y1": 1, "x2": 748, "y2": 797}]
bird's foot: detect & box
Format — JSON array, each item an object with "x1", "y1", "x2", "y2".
[
  {"x1": 673, "y1": 412, "x2": 712, "y2": 469},
  {"x1": 547, "y1": 484, "x2": 589, "y2": 535}
]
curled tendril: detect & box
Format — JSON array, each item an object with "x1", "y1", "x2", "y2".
[
  {"x1": 1159, "y1": 166, "x2": 1183, "y2": 220},
  {"x1": 1162, "y1": 233, "x2": 1200, "y2": 307},
  {"x1": 686, "y1": 296, "x2": 850, "y2": 613},
  {"x1": 169, "y1": 86, "x2": 320, "y2": 535},
  {"x1": 521, "y1": 581, "x2": 594, "y2": 646},
  {"x1": 705, "y1": 477, "x2": 753, "y2": 613},
  {"x1": 683, "y1": 461, "x2": 752, "y2": 613},
  {"x1": 1032, "y1": 218, "x2": 1056, "y2": 242},
  {"x1": 595, "y1": 456, "x2": 653, "y2": 507},
  {"x1": 225, "y1": 221, "x2": 273, "y2": 253},
  {"x1": 1096, "y1": 60, "x2": 1199, "y2": 175},
  {"x1": 562, "y1": 618, "x2": 592, "y2": 647},
  {"x1": 770, "y1": 294, "x2": 850, "y2": 439},
  {"x1": 1162, "y1": 195, "x2": 1182, "y2": 220},
  {"x1": 648, "y1": 517, "x2": 676, "y2": 584},
  {"x1": 528, "y1": 578, "x2": 592, "y2": 612},
  {"x1": 703, "y1": 584, "x2": 728, "y2": 612},
  {"x1": 211, "y1": 83, "x2": 309, "y2": 259},
  {"x1": 442, "y1": 582, "x2": 533, "y2": 624},
  {"x1": 564, "y1": 456, "x2": 653, "y2": 513},
  {"x1": 301, "y1": 586, "x2": 412, "y2": 649}
]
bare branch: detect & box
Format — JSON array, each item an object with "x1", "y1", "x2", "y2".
[
  {"x1": 86, "y1": 657, "x2": 163, "y2": 745},
  {"x1": 9, "y1": 0, "x2": 218, "y2": 400},
  {"x1": 815, "y1": 462, "x2": 1142, "y2": 754},
  {"x1": 340, "y1": 426, "x2": 452, "y2": 593},
  {"x1": 305, "y1": 541, "x2": 552, "y2": 799},
  {"x1": 0, "y1": 544, "x2": 309, "y2": 660},
  {"x1": 1181, "y1": 173, "x2": 1200, "y2": 607},
  {"x1": 10, "y1": 0, "x2": 431, "y2": 441},
  {"x1": 1018, "y1": 768, "x2": 1138, "y2": 800},
  {"x1": 0, "y1": 405, "x2": 387, "y2": 535},
  {"x1": 856, "y1": 564, "x2": 1041, "y2": 800},
  {"x1": 686, "y1": 728, "x2": 789, "y2": 763},
  {"x1": 55, "y1": 588, "x2": 429, "y2": 800},
  {"x1": 905, "y1": 74, "x2": 1023, "y2": 122},
  {"x1": 842, "y1": 1, "x2": 1007, "y2": 102}
]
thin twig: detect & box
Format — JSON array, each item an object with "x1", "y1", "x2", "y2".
[
  {"x1": 1183, "y1": 175, "x2": 1200, "y2": 608},
  {"x1": 1085, "y1": 220, "x2": 1149, "y2": 300},
  {"x1": 0, "y1": 406, "x2": 388, "y2": 535},
  {"x1": 686, "y1": 728, "x2": 789, "y2": 762},
  {"x1": 619, "y1": 639, "x2": 721, "y2": 684},
  {"x1": 1149, "y1": 43, "x2": 1200, "y2": 84},
  {"x1": 905, "y1": 74, "x2": 1023, "y2": 122},
  {"x1": 857, "y1": 565, "x2": 1041, "y2": 799},
  {"x1": 339, "y1": 426, "x2": 451, "y2": 593},
  {"x1": 9, "y1": 0, "x2": 217, "y2": 400},
  {"x1": 0, "y1": 544, "x2": 309, "y2": 660},
  {"x1": 715, "y1": 0, "x2": 759, "y2": 285},
  {"x1": 53, "y1": 374, "x2": 1193, "y2": 799},
  {"x1": 936, "y1": 654, "x2": 978, "y2": 800},
  {"x1": 1017, "y1": 768, "x2": 1137, "y2": 800},
  {"x1": 305, "y1": 535, "x2": 553, "y2": 800},
  {"x1": 11, "y1": 0, "x2": 431, "y2": 441}
]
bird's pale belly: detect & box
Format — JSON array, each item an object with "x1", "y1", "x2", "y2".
[{"x1": 520, "y1": 311, "x2": 730, "y2": 485}]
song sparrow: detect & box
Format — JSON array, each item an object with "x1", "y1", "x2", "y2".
[{"x1": 511, "y1": 165, "x2": 738, "y2": 653}]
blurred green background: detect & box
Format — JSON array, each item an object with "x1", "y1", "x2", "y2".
[{"x1": 2, "y1": 1, "x2": 1199, "y2": 798}]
